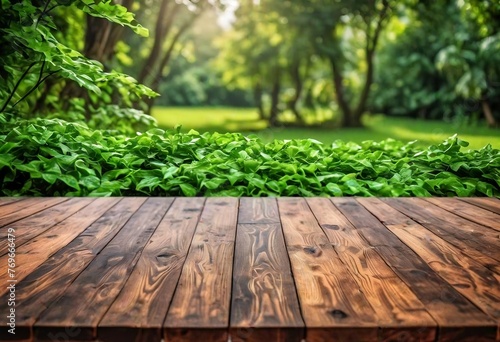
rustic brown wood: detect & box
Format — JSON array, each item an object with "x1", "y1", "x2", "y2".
[
  {"x1": 460, "y1": 197, "x2": 500, "y2": 215},
  {"x1": 424, "y1": 197, "x2": 500, "y2": 232},
  {"x1": 164, "y1": 198, "x2": 239, "y2": 342},
  {"x1": 0, "y1": 197, "x2": 68, "y2": 227},
  {"x1": 0, "y1": 197, "x2": 24, "y2": 207},
  {"x1": 0, "y1": 197, "x2": 120, "y2": 297},
  {"x1": 98, "y1": 197, "x2": 205, "y2": 342},
  {"x1": 359, "y1": 198, "x2": 500, "y2": 320},
  {"x1": 0, "y1": 197, "x2": 146, "y2": 341},
  {"x1": 383, "y1": 197, "x2": 500, "y2": 263},
  {"x1": 34, "y1": 198, "x2": 172, "y2": 341},
  {"x1": 231, "y1": 198, "x2": 304, "y2": 342},
  {"x1": 238, "y1": 197, "x2": 281, "y2": 224},
  {"x1": 335, "y1": 197, "x2": 498, "y2": 341},
  {"x1": 0, "y1": 197, "x2": 498, "y2": 342},
  {"x1": 0, "y1": 197, "x2": 95, "y2": 256},
  {"x1": 372, "y1": 198, "x2": 500, "y2": 274},
  {"x1": 278, "y1": 197, "x2": 379, "y2": 342},
  {"x1": 306, "y1": 198, "x2": 437, "y2": 341}
]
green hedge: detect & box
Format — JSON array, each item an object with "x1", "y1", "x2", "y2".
[{"x1": 1, "y1": 116, "x2": 499, "y2": 197}]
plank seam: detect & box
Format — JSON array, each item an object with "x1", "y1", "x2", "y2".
[
  {"x1": 358, "y1": 198, "x2": 498, "y2": 333},
  {"x1": 160, "y1": 197, "x2": 208, "y2": 341},
  {"x1": 336, "y1": 198, "x2": 443, "y2": 332},
  {"x1": 0, "y1": 197, "x2": 71, "y2": 228},
  {"x1": 30, "y1": 198, "x2": 131, "y2": 338},
  {"x1": 381, "y1": 198, "x2": 500, "y2": 266},
  {"x1": 275, "y1": 198, "x2": 310, "y2": 342},
  {"x1": 93, "y1": 197, "x2": 177, "y2": 341},
  {"x1": 421, "y1": 198, "x2": 500, "y2": 232},
  {"x1": 364, "y1": 199, "x2": 500, "y2": 323},
  {"x1": 0, "y1": 198, "x2": 98, "y2": 257},
  {"x1": 306, "y1": 198, "x2": 382, "y2": 325}
]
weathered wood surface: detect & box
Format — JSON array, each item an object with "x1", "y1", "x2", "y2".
[
  {"x1": 231, "y1": 198, "x2": 304, "y2": 342},
  {"x1": 0, "y1": 197, "x2": 498, "y2": 342}
]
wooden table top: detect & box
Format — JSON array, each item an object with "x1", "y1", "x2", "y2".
[{"x1": 0, "y1": 197, "x2": 498, "y2": 342}]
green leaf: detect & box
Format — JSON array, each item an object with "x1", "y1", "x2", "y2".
[{"x1": 179, "y1": 183, "x2": 197, "y2": 196}]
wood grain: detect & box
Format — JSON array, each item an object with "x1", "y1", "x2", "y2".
[
  {"x1": 460, "y1": 197, "x2": 500, "y2": 215},
  {"x1": 307, "y1": 197, "x2": 436, "y2": 342},
  {"x1": 0, "y1": 197, "x2": 95, "y2": 256},
  {"x1": 238, "y1": 197, "x2": 280, "y2": 224},
  {"x1": 0, "y1": 197, "x2": 120, "y2": 297},
  {"x1": 34, "y1": 198, "x2": 172, "y2": 341},
  {"x1": 0, "y1": 197, "x2": 497, "y2": 341},
  {"x1": 0, "y1": 198, "x2": 146, "y2": 341},
  {"x1": 424, "y1": 197, "x2": 500, "y2": 232},
  {"x1": 335, "y1": 198, "x2": 497, "y2": 341},
  {"x1": 278, "y1": 198, "x2": 378, "y2": 342},
  {"x1": 0, "y1": 197, "x2": 68, "y2": 227},
  {"x1": 0, "y1": 197, "x2": 24, "y2": 207},
  {"x1": 231, "y1": 198, "x2": 304, "y2": 342},
  {"x1": 359, "y1": 198, "x2": 500, "y2": 320},
  {"x1": 164, "y1": 198, "x2": 239, "y2": 342},
  {"x1": 360, "y1": 198, "x2": 500, "y2": 275},
  {"x1": 383, "y1": 197, "x2": 500, "y2": 263},
  {"x1": 98, "y1": 197, "x2": 205, "y2": 342}
]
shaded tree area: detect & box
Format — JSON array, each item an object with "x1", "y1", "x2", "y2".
[
  {"x1": 1, "y1": 0, "x2": 499, "y2": 129},
  {"x1": 372, "y1": 0, "x2": 500, "y2": 127},
  {"x1": 215, "y1": 0, "x2": 499, "y2": 128}
]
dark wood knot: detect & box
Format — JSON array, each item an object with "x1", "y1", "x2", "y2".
[
  {"x1": 328, "y1": 309, "x2": 348, "y2": 319},
  {"x1": 303, "y1": 246, "x2": 322, "y2": 257},
  {"x1": 322, "y1": 224, "x2": 340, "y2": 230}
]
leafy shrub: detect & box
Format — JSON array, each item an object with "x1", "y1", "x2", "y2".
[
  {"x1": 0, "y1": 0, "x2": 156, "y2": 123},
  {"x1": 0, "y1": 116, "x2": 499, "y2": 197}
]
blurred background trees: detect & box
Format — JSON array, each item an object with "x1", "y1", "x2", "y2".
[{"x1": 1, "y1": 0, "x2": 499, "y2": 130}]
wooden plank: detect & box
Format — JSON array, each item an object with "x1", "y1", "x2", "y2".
[
  {"x1": 424, "y1": 197, "x2": 500, "y2": 232},
  {"x1": 383, "y1": 197, "x2": 500, "y2": 263},
  {"x1": 0, "y1": 197, "x2": 95, "y2": 256},
  {"x1": 164, "y1": 198, "x2": 239, "y2": 342},
  {"x1": 0, "y1": 197, "x2": 24, "y2": 207},
  {"x1": 98, "y1": 198, "x2": 205, "y2": 342},
  {"x1": 460, "y1": 197, "x2": 500, "y2": 215},
  {"x1": 230, "y1": 198, "x2": 304, "y2": 342},
  {"x1": 238, "y1": 197, "x2": 280, "y2": 224},
  {"x1": 0, "y1": 197, "x2": 120, "y2": 297},
  {"x1": 0, "y1": 197, "x2": 68, "y2": 227},
  {"x1": 306, "y1": 198, "x2": 436, "y2": 342},
  {"x1": 0, "y1": 197, "x2": 146, "y2": 341},
  {"x1": 359, "y1": 198, "x2": 500, "y2": 321},
  {"x1": 34, "y1": 198, "x2": 172, "y2": 341},
  {"x1": 334, "y1": 198, "x2": 498, "y2": 341},
  {"x1": 363, "y1": 199, "x2": 500, "y2": 276},
  {"x1": 277, "y1": 198, "x2": 378, "y2": 342}
]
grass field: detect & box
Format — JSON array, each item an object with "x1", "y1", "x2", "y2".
[{"x1": 152, "y1": 107, "x2": 500, "y2": 150}]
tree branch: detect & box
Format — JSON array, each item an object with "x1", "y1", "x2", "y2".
[
  {"x1": 0, "y1": 62, "x2": 37, "y2": 113},
  {"x1": 11, "y1": 70, "x2": 59, "y2": 110}
]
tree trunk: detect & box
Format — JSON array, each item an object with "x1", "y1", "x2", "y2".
[
  {"x1": 269, "y1": 68, "x2": 281, "y2": 127},
  {"x1": 328, "y1": 0, "x2": 390, "y2": 128},
  {"x1": 143, "y1": 17, "x2": 197, "y2": 112},
  {"x1": 289, "y1": 59, "x2": 305, "y2": 125},
  {"x1": 253, "y1": 81, "x2": 265, "y2": 120},
  {"x1": 59, "y1": 0, "x2": 135, "y2": 114},
  {"x1": 137, "y1": 1, "x2": 177, "y2": 85},
  {"x1": 482, "y1": 99, "x2": 498, "y2": 128},
  {"x1": 329, "y1": 56, "x2": 353, "y2": 127},
  {"x1": 349, "y1": 49, "x2": 374, "y2": 128}
]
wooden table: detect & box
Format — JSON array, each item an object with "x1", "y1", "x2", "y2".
[{"x1": 0, "y1": 197, "x2": 498, "y2": 342}]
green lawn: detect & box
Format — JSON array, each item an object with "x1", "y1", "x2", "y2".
[{"x1": 152, "y1": 107, "x2": 500, "y2": 150}]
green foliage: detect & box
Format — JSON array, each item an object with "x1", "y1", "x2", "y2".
[
  {"x1": 0, "y1": 0, "x2": 155, "y2": 117},
  {"x1": 87, "y1": 105, "x2": 158, "y2": 135},
  {"x1": 1, "y1": 116, "x2": 498, "y2": 197}
]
